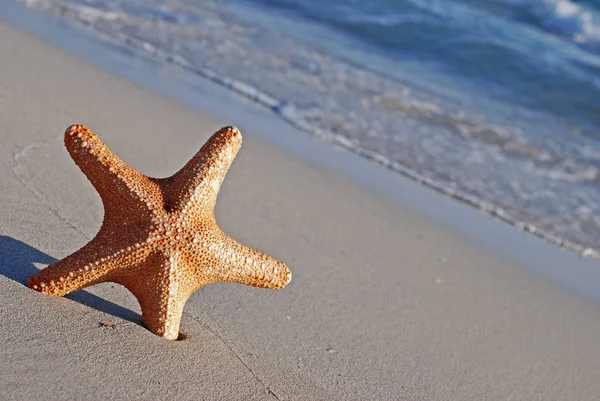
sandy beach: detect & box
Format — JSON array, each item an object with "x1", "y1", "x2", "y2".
[{"x1": 1, "y1": 11, "x2": 600, "y2": 401}]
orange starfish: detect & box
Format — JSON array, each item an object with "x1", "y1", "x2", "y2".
[{"x1": 28, "y1": 124, "x2": 292, "y2": 340}]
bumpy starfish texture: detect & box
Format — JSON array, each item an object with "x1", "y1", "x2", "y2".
[{"x1": 28, "y1": 124, "x2": 291, "y2": 340}]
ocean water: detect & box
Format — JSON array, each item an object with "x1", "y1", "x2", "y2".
[{"x1": 15, "y1": 0, "x2": 600, "y2": 257}]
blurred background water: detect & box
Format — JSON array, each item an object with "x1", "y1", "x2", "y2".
[{"x1": 17, "y1": 0, "x2": 600, "y2": 256}]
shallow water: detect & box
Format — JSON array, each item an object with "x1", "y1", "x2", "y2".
[{"x1": 16, "y1": 0, "x2": 600, "y2": 257}]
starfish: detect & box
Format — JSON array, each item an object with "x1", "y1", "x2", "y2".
[{"x1": 28, "y1": 124, "x2": 292, "y2": 340}]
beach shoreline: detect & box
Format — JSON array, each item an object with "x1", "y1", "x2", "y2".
[
  {"x1": 2, "y1": 6, "x2": 600, "y2": 400},
  {"x1": 14, "y1": 0, "x2": 600, "y2": 260}
]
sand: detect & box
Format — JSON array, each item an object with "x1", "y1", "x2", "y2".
[{"x1": 1, "y1": 16, "x2": 600, "y2": 401}]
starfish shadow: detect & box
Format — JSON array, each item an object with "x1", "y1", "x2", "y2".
[{"x1": 0, "y1": 235, "x2": 142, "y2": 325}]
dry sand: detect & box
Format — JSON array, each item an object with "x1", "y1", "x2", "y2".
[{"x1": 1, "y1": 19, "x2": 600, "y2": 400}]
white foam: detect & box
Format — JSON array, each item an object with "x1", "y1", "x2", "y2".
[{"x1": 502, "y1": 0, "x2": 600, "y2": 45}]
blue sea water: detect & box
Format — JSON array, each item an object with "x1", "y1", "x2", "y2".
[{"x1": 14, "y1": 0, "x2": 600, "y2": 256}]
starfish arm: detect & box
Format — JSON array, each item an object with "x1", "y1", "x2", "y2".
[
  {"x1": 166, "y1": 126, "x2": 242, "y2": 211},
  {"x1": 112, "y1": 251, "x2": 194, "y2": 340},
  {"x1": 199, "y1": 230, "x2": 292, "y2": 290},
  {"x1": 64, "y1": 124, "x2": 164, "y2": 218},
  {"x1": 27, "y1": 238, "x2": 145, "y2": 297}
]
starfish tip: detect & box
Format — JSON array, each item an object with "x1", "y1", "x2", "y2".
[
  {"x1": 273, "y1": 263, "x2": 293, "y2": 289},
  {"x1": 227, "y1": 125, "x2": 240, "y2": 134},
  {"x1": 284, "y1": 269, "x2": 292, "y2": 287},
  {"x1": 65, "y1": 124, "x2": 87, "y2": 137},
  {"x1": 27, "y1": 276, "x2": 46, "y2": 294},
  {"x1": 64, "y1": 124, "x2": 95, "y2": 151},
  {"x1": 218, "y1": 125, "x2": 242, "y2": 144}
]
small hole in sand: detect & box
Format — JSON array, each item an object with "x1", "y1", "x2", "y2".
[{"x1": 98, "y1": 322, "x2": 117, "y2": 329}]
